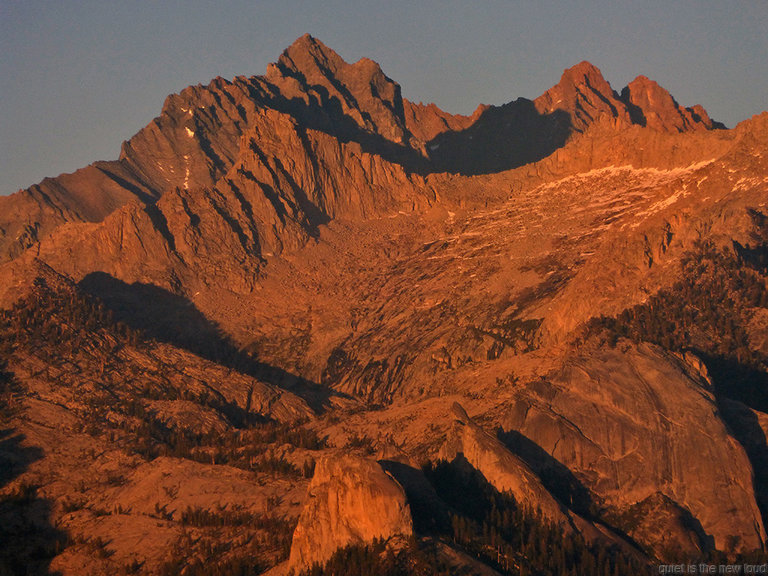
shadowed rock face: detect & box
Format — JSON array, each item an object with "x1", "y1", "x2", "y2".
[
  {"x1": 534, "y1": 61, "x2": 723, "y2": 134},
  {"x1": 535, "y1": 61, "x2": 633, "y2": 132},
  {"x1": 270, "y1": 34, "x2": 412, "y2": 146},
  {"x1": 502, "y1": 343, "x2": 766, "y2": 553},
  {"x1": 287, "y1": 454, "x2": 414, "y2": 572},
  {"x1": 441, "y1": 402, "x2": 571, "y2": 527},
  {"x1": 610, "y1": 492, "x2": 710, "y2": 561},
  {"x1": 438, "y1": 403, "x2": 646, "y2": 556},
  {"x1": 621, "y1": 75, "x2": 724, "y2": 132},
  {"x1": 0, "y1": 37, "x2": 724, "y2": 262}
]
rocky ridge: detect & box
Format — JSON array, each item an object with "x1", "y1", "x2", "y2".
[
  {"x1": 2, "y1": 35, "x2": 767, "y2": 575},
  {"x1": 1, "y1": 37, "x2": 724, "y2": 264},
  {"x1": 441, "y1": 402, "x2": 570, "y2": 527}
]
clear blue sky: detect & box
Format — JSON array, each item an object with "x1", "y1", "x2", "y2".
[{"x1": 2, "y1": 1, "x2": 767, "y2": 195}]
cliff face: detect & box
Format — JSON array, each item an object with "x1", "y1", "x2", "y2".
[
  {"x1": 538, "y1": 113, "x2": 768, "y2": 343},
  {"x1": 534, "y1": 61, "x2": 722, "y2": 134},
  {"x1": 15, "y1": 112, "x2": 427, "y2": 299},
  {"x1": 0, "y1": 74, "x2": 266, "y2": 263},
  {"x1": 621, "y1": 75, "x2": 724, "y2": 132},
  {"x1": 502, "y1": 343, "x2": 766, "y2": 552},
  {"x1": 534, "y1": 61, "x2": 633, "y2": 131},
  {"x1": 268, "y1": 34, "x2": 411, "y2": 146},
  {"x1": 440, "y1": 403, "x2": 570, "y2": 527},
  {"x1": 286, "y1": 455, "x2": 413, "y2": 572},
  {"x1": 220, "y1": 106, "x2": 426, "y2": 255}
]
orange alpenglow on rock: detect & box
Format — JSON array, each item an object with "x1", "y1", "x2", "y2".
[
  {"x1": 441, "y1": 402, "x2": 571, "y2": 527},
  {"x1": 4, "y1": 32, "x2": 768, "y2": 574},
  {"x1": 286, "y1": 454, "x2": 414, "y2": 572}
]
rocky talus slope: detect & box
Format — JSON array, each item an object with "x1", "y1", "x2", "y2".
[{"x1": 2, "y1": 34, "x2": 768, "y2": 575}]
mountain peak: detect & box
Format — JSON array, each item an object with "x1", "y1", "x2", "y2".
[
  {"x1": 292, "y1": 32, "x2": 318, "y2": 46},
  {"x1": 2, "y1": 35, "x2": 767, "y2": 574},
  {"x1": 620, "y1": 74, "x2": 722, "y2": 132},
  {"x1": 276, "y1": 34, "x2": 389, "y2": 86},
  {"x1": 624, "y1": 74, "x2": 673, "y2": 102},
  {"x1": 561, "y1": 60, "x2": 608, "y2": 86},
  {"x1": 284, "y1": 33, "x2": 331, "y2": 56},
  {"x1": 628, "y1": 74, "x2": 654, "y2": 86},
  {"x1": 278, "y1": 33, "x2": 345, "y2": 76},
  {"x1": 268, "y1": 34, "x2": 410, "y2": 144},
  {"x1": 534, "y1": 61, "x2": 722, "y2": 134},
  {"x1": 556, "y1": 60, "x2": 617, "y2": 103},
  {"x1": 284, "y1": 33, "x2": 326, "y2": 54},
  {"x1": 534, "y1": 60, "x2": 627, "y2": 131}
]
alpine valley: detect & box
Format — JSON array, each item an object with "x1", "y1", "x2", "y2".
[{"x1": 3, "y1": 35, "x2": 768, "y2": 575}]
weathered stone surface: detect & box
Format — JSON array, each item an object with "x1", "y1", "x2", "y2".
[
  {"x1": 535, "y1": 61, "x2": 633, "y2": 131},
  {"x1": 2, "y1": 35, "x2": 768, "y2": 575},
  {"x1": 501, "y1": 342, "x2": 766, "y2": 552},
  {"x1": 621, "y1": 75, "x2": 724, "y2": 132},
  {"x1": 535, "y1": 61, "x2": 722, "y2": 134},
  {"x1": 609, "y1": 492, "x2": 709, "y2": 560},
  {"x1": 1, "y1": 38, "x2": 725, "y2": 265},
  {"x1": 441, "y1": 402, "x2": 570, "y2": 527},
  {"x1": 287, "y1": 454, "x2": 414, "y2": 572}
]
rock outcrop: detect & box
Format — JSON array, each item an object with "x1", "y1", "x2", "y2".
[
  {"x1": 535, "y1": 61, "x2": 723, "y2": 134},
  {"x1": 1, "y1": 37, "x2": 725, "y2": 264},
  {"x1": 609, "y1": 492, "x2": 709, "y2": 560},
  {"x1": 287, "y1": 454, "x2": 414, "y2": 572},
  {"x1": 501, "y1": 342, "x2": 766, "y2": 553},
  {"x1": 267, "y1": 34, "x2": 412, "y2": 147},
  {"x1": 440, "y1": 403, "x2": 571, "y2": 527},
  {"x1": 535, "y1": 61, "x2": 633, "y2": 131}
]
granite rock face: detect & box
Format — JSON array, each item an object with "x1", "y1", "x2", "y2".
[
  {"x1": 440, "y1": 403, "x2": 570, "y2": 527},
  {"x1": 621, "y1": 75, "x2": 723, "y2": 132},
  {"x1": 287, "y1": 455, "x2": 414, "y2": 572},
  {"x1": 1, "y1": 37, "x2": 725, "y2": 264},
  {"x1": 534, "y1": 61, "x2": 722, "y2": 134},
  {"x1": 501, "y1": 342, "x2": 766, "y2": 552}
]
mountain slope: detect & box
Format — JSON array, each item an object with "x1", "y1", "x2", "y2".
[
  {"x1": 2, "y1": 35, "x2": 767, "y2": 576},
  {"x1": 1, "y1": 36, "x2": 724, "y2": 262}
]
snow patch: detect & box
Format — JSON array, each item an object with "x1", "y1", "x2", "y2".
[
  {"x1": 185, "y1": 127, "x2": 194, "y2": 138},
  {"x1": 183, "y1": 154, "x2": 190, "y2": 190},
  {"x1": 645, "y1": 189, "x2": 686, "y2": 213},
  {"x1": 733, "y1": 176, "x2": 768, "y2": 192},
  {"x1": 536, "y1": 160, "x2": 716, "y2": 200}
]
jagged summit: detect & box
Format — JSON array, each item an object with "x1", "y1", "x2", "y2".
[
  {"x1": 0, "y1": 37, "x2": 730, "y2": 264},
  {"x1": 273, "y1": 34, "x2": 348, "y2": 82},
  {"x1": 535, "y1": 60, "x2": 722, "y2": 133},
  {"x1": 561, "y1": 60, "x2": 613, "y2": 90},
  {"x1": 282, "y1": 32, "x2": 328, "y2": 55},
  {"x1": 269, "y1": 34, "x2": 409, "y2": 144},
  {"x1": 276, "y1": 33, "x2": 391, "y2": 82},
  {"x1": 534, "y1": 60, "x2": 628, "y2": 130},
  {"x1": 621, "y1": 74, "x2": 724, "y2": 131},
  {"x1": 2, "y1": 34, "x2": 768, "y2": 575}
]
